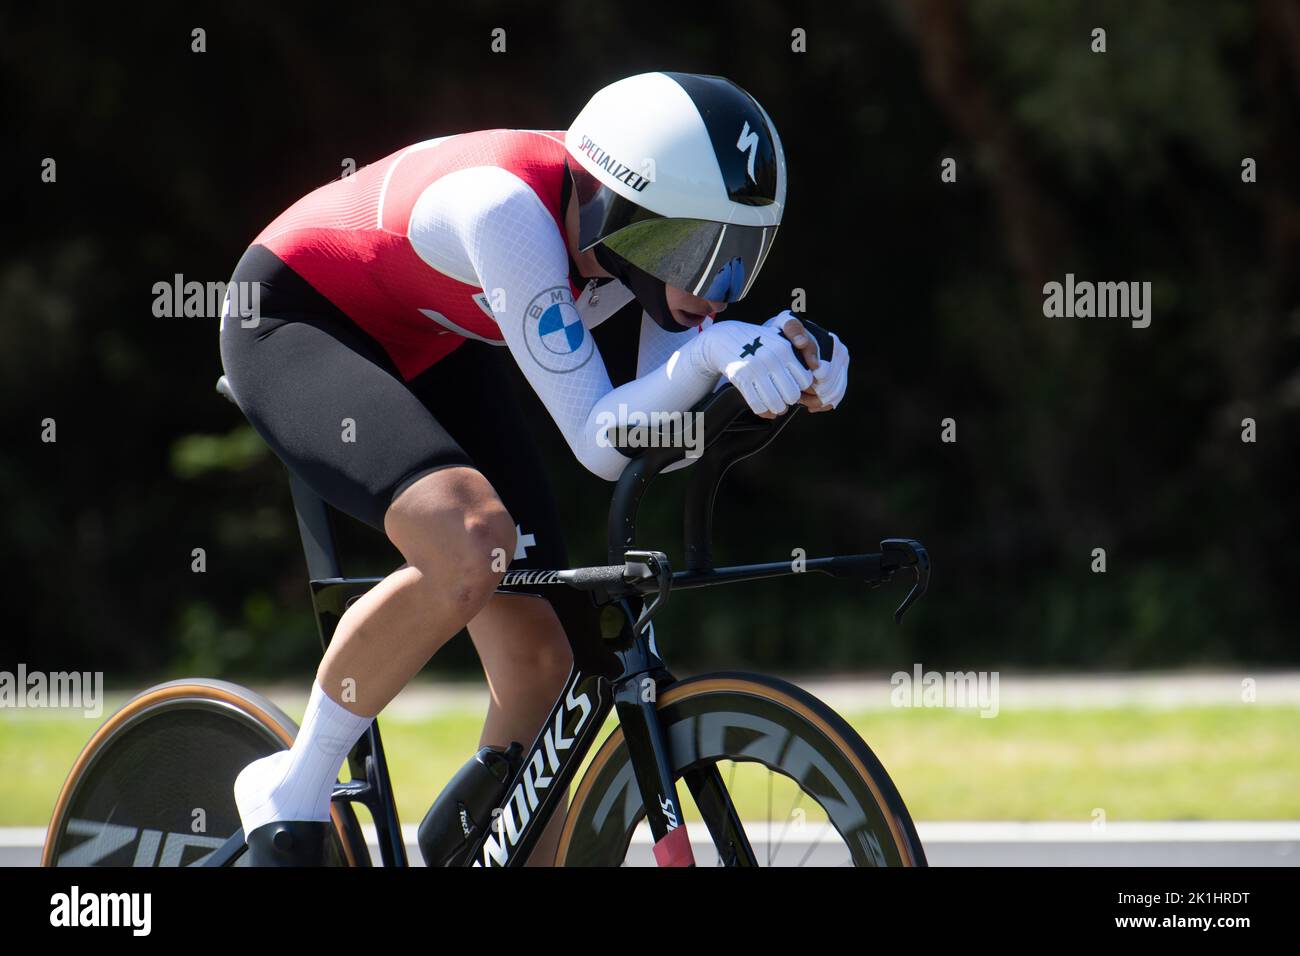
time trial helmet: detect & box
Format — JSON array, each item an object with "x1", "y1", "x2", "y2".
[{"x1": 565, "y1": 72, "x2": 786, "y2": 314}]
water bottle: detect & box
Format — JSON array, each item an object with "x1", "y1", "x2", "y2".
[{"x1": 418, "y1": 741, "x2": 523, "y2": 866}]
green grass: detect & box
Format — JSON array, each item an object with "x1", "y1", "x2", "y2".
[{"x1": 5, "y1": 700, "x2": 1298, "y2": 829}]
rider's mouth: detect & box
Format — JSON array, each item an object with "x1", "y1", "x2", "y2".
[{"x1": 676, "y1": 310, "x2": 708, "y2": 326}]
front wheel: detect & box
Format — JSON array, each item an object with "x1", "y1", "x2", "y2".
[{"x1": 556, "y1": 673, "x2": 925, "y2": 867}]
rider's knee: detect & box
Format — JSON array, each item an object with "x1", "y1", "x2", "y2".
[
  {"x1": 387, "y1": 470, "x2": 516, "y2": 616},
  {"x1": 464, "y1": 504, "x2": 517, "y2": 576},
  {"x1": 440, "y1": 505, "x2": 515, "y2": 612}
]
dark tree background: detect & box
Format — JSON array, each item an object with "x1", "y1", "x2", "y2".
[{"x1": 3, "y1": 1, "x2": 1297, "y2": 684}]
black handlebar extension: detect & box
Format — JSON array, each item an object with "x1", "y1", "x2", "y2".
[
  {"x1": 606, "y1": 318, "x2": 840, "y2": 565},
  {"x1": 606, "y1": 383, "x2": 797, "y2": 564},
  {"x1": 560, "y1": 537, "x2": 930, "y2": 626},
  {"x1": 600, "y1": 325, "x2": 931, "y2": 624}
]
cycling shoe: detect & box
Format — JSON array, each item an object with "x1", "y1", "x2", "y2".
[{"x1": 243, "y1": 820, "x2": 331, "y2": 867}]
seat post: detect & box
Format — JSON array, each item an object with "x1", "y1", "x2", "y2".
[{"x1": 287, "y1": 469, "x2": 342, "y2": 581}]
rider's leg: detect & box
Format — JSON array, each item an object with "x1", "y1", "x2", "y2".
[
  {"x1": 466, "y1": 593, "x2": 573, "y2": 866},
  {"x1": 319, "y1": 465, "x2": 515, "y2": 712},
  {"x1": 235, "y1": 466, "x2": 515, "y2": 836}
]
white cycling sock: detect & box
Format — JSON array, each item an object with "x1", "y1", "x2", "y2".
[{"x1": 234, "y1": 681, "x2": 373, "y2": 833}]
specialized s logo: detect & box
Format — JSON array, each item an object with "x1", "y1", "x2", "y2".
[
  {"x1": 736, "y1": 121, "x2": 760, "y2": 183},
  {"x1": 523, "y1": 287, "x2": 594, "y2": 373}
]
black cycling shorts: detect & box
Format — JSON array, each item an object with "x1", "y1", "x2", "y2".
[{"x1": 218, "y1": 244, "x2": 567, "y2": 570}]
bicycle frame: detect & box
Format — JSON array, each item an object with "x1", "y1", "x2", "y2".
[{"x1": 207, "y1": 381, "x2": 929, "y2": 867}]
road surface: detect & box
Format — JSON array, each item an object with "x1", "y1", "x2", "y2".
[{"x1": 13, "y1": 821, "x2": 1300, "y2": 867}]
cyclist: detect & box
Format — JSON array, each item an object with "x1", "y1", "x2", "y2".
[{"x1": 218, "y1": 71, "x2": 851, "y2": 866}]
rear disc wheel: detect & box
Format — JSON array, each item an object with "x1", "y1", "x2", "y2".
[{"x1": 42, "y1": 679, "x2": 366, "y2": 867}]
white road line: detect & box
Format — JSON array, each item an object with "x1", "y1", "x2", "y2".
[
  {"x1": 1, "y1": 828, "x2": 47, "y2": 847},
  {"x1": 915, "y1": 821, "x2": 1300, "y2": 842},
  {"x1": 13, "y1": 822, "x2": 1300, "y2": 850}
]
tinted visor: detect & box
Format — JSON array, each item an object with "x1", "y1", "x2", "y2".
[
  {"x1": 575, "y1": 172, "x2": 777, "y2": 303},
  {"x1": 600, "y1": 217, "x2": 777, "y2": 303}
]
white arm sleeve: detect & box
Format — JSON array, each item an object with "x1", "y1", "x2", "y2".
[
  {"x1": 415, "y1": 167, "x2": 721, "y2": 481},
  {"x1": 635, "y1": 311, "x2": 710, "y2": 377}
]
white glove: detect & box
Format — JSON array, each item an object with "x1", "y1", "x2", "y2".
[
  {"x1": 695, "y1": 319, "x2": 814, "y2": 416},
  {"x1": 762, "y1": 310, "x2": 849, "y2": 409},
  {"x1": 761, "y1": 309, "x2": 799, "y2": 334},
  {"x1": 810, "y1": 328, "x2": 849, "y2": 408}
]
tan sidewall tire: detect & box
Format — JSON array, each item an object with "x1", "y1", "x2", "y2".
[
  {"x1": 42, "y1": 679, "x2": 365, "y2": 867},
  {"x1": 555, "y1": 674, "x2": 922, "y2": 867}
]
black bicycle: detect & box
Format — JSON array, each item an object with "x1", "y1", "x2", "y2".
[{"x1": 43, "y1": 367, "x2": 930, "y2": 867}]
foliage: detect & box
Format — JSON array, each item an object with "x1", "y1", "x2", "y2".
[{"x1": 3, "y1": 2, "x2": 1297, "y2": 678}]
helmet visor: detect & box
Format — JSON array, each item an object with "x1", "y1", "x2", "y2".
[
  {"x1": 574, "y1": 168, "x2": 778, "y2": 303},
  {"x1": 600, "y1": 217, "x2": 777, "y2": 303}
]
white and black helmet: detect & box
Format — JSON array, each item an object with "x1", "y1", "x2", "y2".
[{"x1": 566, "y1": 72, "x2": 786, "y2": 307}]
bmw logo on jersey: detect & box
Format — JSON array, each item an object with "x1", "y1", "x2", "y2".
[{"x1": 523, "y1": 287, "x2": 594, "y2": 373}]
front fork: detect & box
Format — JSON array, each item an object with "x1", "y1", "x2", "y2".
[
  {"x1": 610, "y1": 642, "x2": 757, "y2": 862},
  {"x1": 612, "y1": 673, "x2": 695, "y2": 866},
  {"x1": 609, "y1": 551, "x2": 756, "y2": 867},
  {"x1": 612, "y1": 669, "x2": 760, "y2": 867}
]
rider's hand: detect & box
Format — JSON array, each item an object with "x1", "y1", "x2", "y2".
[
  {"x1": 763, "y1": 311, "x2": 822, "y2": 412},
  {"x1": 698, "y1": 319, "x2": 814, "y2": 418},
  {"x1": 763, "y1": 311, "x2": 850, "y2": 412},
  {"x1": 809, "y1": 327, "x2": 848, "y2": 410}
]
